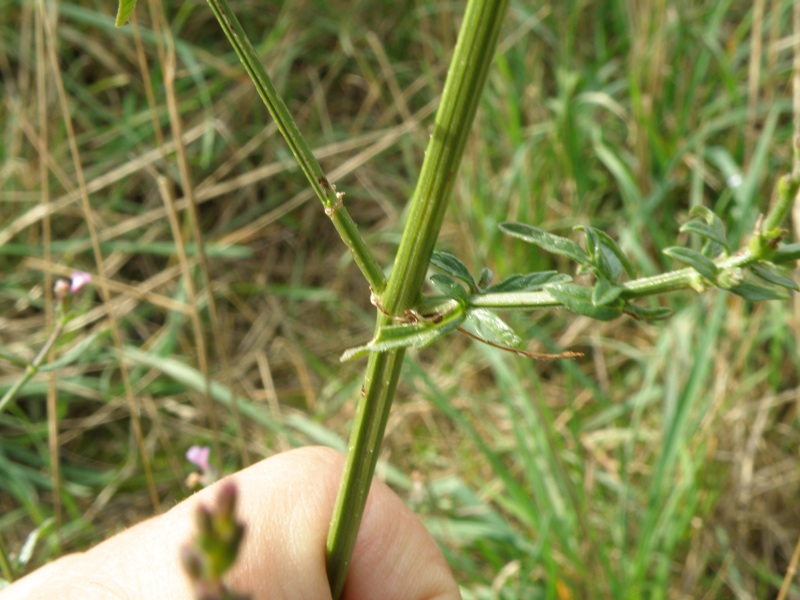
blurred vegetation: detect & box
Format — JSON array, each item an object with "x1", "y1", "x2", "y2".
[{"x1": 1, "y1": 0, "x2": 799, "y2": 597}]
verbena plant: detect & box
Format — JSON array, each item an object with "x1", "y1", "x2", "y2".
[
  {"x1": 114, "y1": 0, "x2": 799, "y2": 596},
  {"x1": 2, "y1": 0, "x2": 798, "y2": 597}
]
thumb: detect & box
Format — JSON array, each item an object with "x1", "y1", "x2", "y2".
[{"x1": 2, "y1": 446, "x2": 459, "y2": 600}]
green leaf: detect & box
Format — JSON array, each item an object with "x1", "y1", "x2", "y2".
[
  {"x1": 773, "y1": 242, "x2": 800, "y2": 264},
  {"x1": 575, "y1": 226, "x2": 636, "y2": 281},
  {"x1": 340, "y1": 306, "x2": 466, "y2": 361},
  {"x1": 729, "y1": 280, "x2": 789, "y2": 301},
  {"x1": 115, "y1": 0, "x2": 137, "y2": 27},
  {"x1": 578, "y1": 226, "x2": 615, "y2": 280},
  {"x1": 544, "y1": 282, "x2": 623, "y2": 321},
  {"x1": 477, "y1": 267, "x2": 493, "y2": 289},
  {"x1": 623, "y1": 303, "x2": 673, "y2": 321},
  {"x1": 430, "y1": 274, "x2": 469, "y2": 304},
  {"x1": 592, "y1": 279, "x2": 624, "y2": 306},
  {"x1": 431, "y1": 251, "x2": 476, "y2": 291},
  {"x1": 499, "y1": 222, "x2": 590, "y2": 265},
  {"x1": 462, "y1": 308, "x2": 521, "y2": 347},
  {"x1": 680, "y1": 205, "x2": 730, "y2": 256},
  {"x1": 750, "y1": 264, "x2": 799, "y2": 291},
  {"x1": 484, "y1": 271, "x2": 570, "y2": 293},
  {"x1": 663, "y1": 247, "x2": 719, "y2": 281}
]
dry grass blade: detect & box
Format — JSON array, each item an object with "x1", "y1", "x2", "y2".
[{"x1": 34, "y1": 0, "x2": 160, "y2": 511}]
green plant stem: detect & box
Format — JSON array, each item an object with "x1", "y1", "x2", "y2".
[
  {"x1": 325, "y1": 1, "x2": 509, "y2": 597},
  {"x1": 0, "y1": 313, "x2": 67, "y2": 416},
  {"x1": 205, "y1": 0, "x2": 386, "y2": 294},
  {"x1": 467, "y1": 246, "x2": 780, "y2": 310},
  {"x1": 763, "y1": 171, "x2": 800, "y2": 234}
]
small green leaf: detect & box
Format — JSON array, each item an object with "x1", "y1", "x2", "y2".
[
  {"x1": 462, "y1": 308, "x2": 522, "y2": 347},
  {"x1": 430, "y1": 274, "x2": 469, "y2": 304},
  {"x1": 729, "y1": 281, "x2": 789, "y2": 301},
  {"x1": 544, "y1": 282, "x2": 623, "y2": 321},
  {"x1": 484, "y1": 271, "x2": 570, "y2": 293},
  {"x1": 750, "y1": 264, "x2": 799, "y2": 291},
  {"x1": 773, "y1": 242, "x2": 800, "y2": 264},
  {"x1": 680, "y1": 222, "x2": 730, "y2": 255},
  {"x1": 574, "y1": 225, "x2": 636, "y2": 281},
  {"x1": 592, "y1": 279, "x2": 624, "y2": 306},
  {"x1": 623, "y1": 303, "x2": 673, "y2": 320},
  {"x1": 577, "y1": 226, "x2": 623, "y2": 281},
  {"x1": 477, "y1": 267, "x2": 493, "y2": 289},
  {"x1": 115, "y1": 0, "x2": 137, "y2": 27},
  {"x1": 681, "y1": 205, "x2": 730, "y2": 253},
  {"x1": 499, "y1": 222, "x2": 590, "y2": 265},
  {"x1": 341, "y1": 306, "x2": 466, "y2": 361},
  {"x1": 595, "y1": 231, "x2": 633, "y2": 278},
  {"x1": 431, "y1": 251, "x2": 476, "y2": 291},
  {"x1": 663, "y1": 247, "x2": 719, "y2": 281}
]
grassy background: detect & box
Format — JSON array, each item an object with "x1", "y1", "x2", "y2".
[{"x1": 2, "y1": 0, "x2": 800, "y2": 597}]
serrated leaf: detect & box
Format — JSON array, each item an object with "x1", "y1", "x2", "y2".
[
  {"x1": 430, "y1": 274, "x2": 469, "y2": 304},
  {"x1": 499, "y1": 222, "x2": 590, "y2": 265},
  {"x1": 623, "y1": 303, "x2": 673, "y2": 320},
  {"x1": 115, "y1": 0, "x2": 137, "y2": 27},
  {"x1": 544, "y1": 282, "x2": 623, "y2": 321},
  {"x1": 484, "y1": 271, "x2": 570, "y2": 293},
  {"x1": 462, "y1": 308, "x2": 522, "y2": 347},
  {"x1": 729, "y1": 280, "x2": 788, "y2": 301},
  {"x1": 592, "y1": 279, "x2": 624, "y2": 306},
  {"x1": 431, "y1": 251, "x2": 476, "y2": 291},
  {"x1": 750, "y1": 264, "x2": 799, "y2": 291},
  {"x1": 664, "y1": 247, "x2": 719, "y2": 280},
  {"x1": 341, "y1": 306, "x2": 466, "y2": 361}
]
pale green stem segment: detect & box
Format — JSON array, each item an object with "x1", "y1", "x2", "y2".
[
  {"x1": 470, "y1": 246, "x2": 798, "y2": 310},
  {"x1": 325, "y1": 0, "x2": 510, "y2": 597},
  {"x1": 0, "y1": 314, "x2": 67, "y2": 415},
  {"x1": 205, "y1": 0, "x2": 386, "y2": 293},
  {"x1": 472, "y1": 171, "x2": 800, "y2": 310},
  {"x1": 761, "y1": 171, "x2": 800, "y2": 236}
]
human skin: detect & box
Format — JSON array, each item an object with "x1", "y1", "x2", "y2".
[{"x1": 1, "y1": 446, "x2": 460, "y2": 600}]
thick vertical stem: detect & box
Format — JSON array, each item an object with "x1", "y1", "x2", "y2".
[{"x1": 325, "y1": 0, "x2": 510, "y2": 597}]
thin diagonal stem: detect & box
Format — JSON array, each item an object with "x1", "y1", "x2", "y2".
[{"x1": 206, "y1": 0, "x2": 386, "y2": 293}]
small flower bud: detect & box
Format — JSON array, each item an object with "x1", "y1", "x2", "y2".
[
  {"x1": 53, "y1": 279, "x2": 70, "y2": 301},
  {"x1": 215, "y1": 481, "x2": 238, "y2": 519}
]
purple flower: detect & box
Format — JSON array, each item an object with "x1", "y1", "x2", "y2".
[
  {"x1": 186, "y1": 445, "x2": 212, "y2": 474},
  {"x1": 69, "y1": 271, "x2": 92, "y2": 293}
]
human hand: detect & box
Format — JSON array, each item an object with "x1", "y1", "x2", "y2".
[{"x1": 2, "y1": 446, "x2": 460, "y2": 599}]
